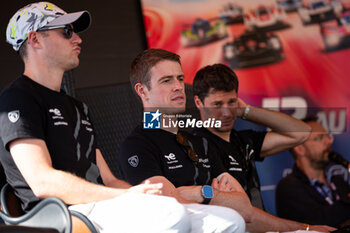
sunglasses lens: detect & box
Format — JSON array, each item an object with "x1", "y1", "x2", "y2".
[{"x1": 64, "y1": 25, "x2": 73, "y2": 39}]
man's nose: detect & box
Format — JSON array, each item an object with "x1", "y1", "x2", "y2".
[
  {"x1": 72, "y1": 32, "x2": 82, "y2": 44},
  {"x1": 221, "y1": 107, "x2": 231, "y2": 117},
  {"x1": 173, "y1": 79, "x2": 184, "y2": 91},
  {"x1": 325, "y1": 134, "x2": 333, "y2": 145}
]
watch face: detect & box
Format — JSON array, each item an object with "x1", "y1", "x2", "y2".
[{"x1": 202, "y1": 185, "x2": 214, "y2": 198}]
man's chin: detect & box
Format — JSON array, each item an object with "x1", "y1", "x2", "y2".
[
  {"x1": 66, "y1": 61, "x2": 79, "y2": 71},
  {"x1": 214, "y1": 126, "x2": 232, "y2": 133},
  {"x1": 174, "y1": 105, "x2": 186, "y2": 113},
  {"x1": 216, "y1": 122, "x2": 234, "y2": 132},
  {"x1": 161, "y1": 107, "x2": 185, "y2": 115}
]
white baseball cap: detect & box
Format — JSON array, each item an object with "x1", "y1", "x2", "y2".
[{"x1": 6, "y1": 2, "x2": 91, "y2": 51}]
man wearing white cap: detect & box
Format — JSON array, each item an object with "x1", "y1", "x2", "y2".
[{"x1": 0, "y1": 2, "x2": 193, "y2": 232}]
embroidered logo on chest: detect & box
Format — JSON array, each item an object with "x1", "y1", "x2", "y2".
[
  {"x1": 82, "y1": 119, "x2": 93, "y2": 132},
  {"x1": 49, "y1": 108, "x2": 68, "y2": 126},
  {"x1": 164, "y1": 153, "x2": 179, "y2": 164},
  {"x1": 228, "y1": 155, "x2": 239, "y2": 165},
  {"x1": 228, "y1": 155, "x2": 242, "y2": 171},
  {"x1": 164, "y1": 153, "x2": 183, "y2": 169}
]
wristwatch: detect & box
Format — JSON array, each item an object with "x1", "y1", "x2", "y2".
[
  {"x1": 242, "y1": 105, "x2": 250, "y2": 120},
  {"x1": 201, "y1": 185, "x2": 214, "y2": 204}
]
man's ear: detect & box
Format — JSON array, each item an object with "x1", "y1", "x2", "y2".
[
  {"x1": 293, "y1": 144, "x2": 305, "y2": 157},
  {"x1": 134, "y1": 83, "x2": 149, "y2": 101},
  {"x1": 27, "y1": 31, "x2": 42, "y2": 49},
  {"x1": 194, "y1": 95, "x2": 203, "y2": 109}
]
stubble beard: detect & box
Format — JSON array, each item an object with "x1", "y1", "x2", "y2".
[
  {"x1": 213, "y1": 123, "x2": 233, "y2": 134},
  {"x1": 310, "y1": 147, "x2": 332, "y2": 170}
]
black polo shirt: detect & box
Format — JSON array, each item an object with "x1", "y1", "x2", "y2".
[
  {"x1": 118, "y1": 125, "x2": 226, "y2": 187},
  {"x1": 194, "y1": 128, "x2": 266, "y2": 209},
  {"x1": 0, "y1": 75, "x2": 102, "y2": 211}
]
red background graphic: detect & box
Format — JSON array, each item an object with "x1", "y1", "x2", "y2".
[
  {"x1": 142, "y1": 1, "x2": 350, "y2": 108},
  {"x1": 141, "y1": 0, "x2": 350, "y2": 215}
]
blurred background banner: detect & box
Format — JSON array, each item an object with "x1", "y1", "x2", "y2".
[{"x1": 140, "y1": 0, "x2": 350, "y2": 215}]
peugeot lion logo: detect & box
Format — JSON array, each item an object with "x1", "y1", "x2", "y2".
[
  {"x1": 8, "y1": 110, "x2": 20, "y2": 123},
  {"x1": 128, "y1": 155, "x2": 139, "y2": 168}
]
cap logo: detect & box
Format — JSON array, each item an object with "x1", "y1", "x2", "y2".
[
  {"x1": 8, "y1": 110, "x2": 20, "y2": 123},
  {"x1": 128, "y1": 155, "x2": 139, "y2": 168}
]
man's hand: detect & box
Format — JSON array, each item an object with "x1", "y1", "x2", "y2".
[
  {"x1": 140, "y1": 176, "x2": 194, "y2": 203},
  {"x1": 128, "y1": 180, "x2": 163, "y2": 195},
  {"x1": 310, "y1": 225, "x2": 337, "y2": 232},
  {"x1": 236, "y1": 98, "x2": 248, "y2": 118},
  {"x1": 212, "y1": 178, "x2": 231, "y2": 192},
  {"x1": 234, "y1": 98, "x2": 312, "y2": 157},
  {"x1": 215, "y1": 172, "x2": 245, "y2": 193}
]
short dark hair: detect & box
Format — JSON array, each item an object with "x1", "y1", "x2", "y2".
[
  {"x1": 193, "y1": 63, "x2": 239, "y2": 102},
  {"x1": 290, "y1": 115, "x2": 318, "y2": 159},
  {"x1": 18, "y1": 40, "x2": 28, "y2": 60},
  {"x1": 129, "y1": 48, "x2": 181, "y2": 91},
  {"x1": 18, "y1": 31, "x2": 49, "y2": 61}
]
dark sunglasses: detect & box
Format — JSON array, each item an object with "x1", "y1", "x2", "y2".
[
  {"x1": 176, "y1": 132, "x2": 199, "y2": 163},
  {"x1": 37, "y1": 24, "x2": 74, "y2": 39}
]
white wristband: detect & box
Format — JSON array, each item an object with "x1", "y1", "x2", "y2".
[{"x1": 242, "y1": 105, "x2": 250, "y2": 120}]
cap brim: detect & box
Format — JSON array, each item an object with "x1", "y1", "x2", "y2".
[{"x1": 46, "y1": 11, "x2": 91, "y2": 33}]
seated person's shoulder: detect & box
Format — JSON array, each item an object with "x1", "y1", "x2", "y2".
[
  {"x1": 122, "y1": 125, "x2": 147, "y2": 141},
  {"x1": 191, "y1": 128, "x2": 216, "y2": 143},
  {"x1": 119, "y1": 125, "x2": 155, "y2": 155},
  {"x1": 179, "y1": 130, "x2": 207, "y2": 146},
  {"x1": 0, "y1": 81, "x2": 45, "y2": 112},
  {"x1": 0, "y1": 86, "x2": 41, "y2": 126},
  {"x1": 1, "y1": 85, "x2": 32, "y2": 102},
  {"x1": 277, "y1": 173, "x2": 295, "y2": 184},
  {"x1": 179, "y1": 130, "x2": 196, "y2": 140},
  {"x1": 276, "y1": 172, "x2": 303, "y2": 192},
  {"x1": 234, "y1": 129, "x2": 267, "y2": 143}
]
